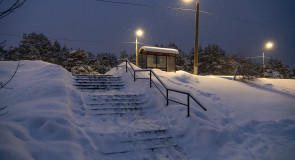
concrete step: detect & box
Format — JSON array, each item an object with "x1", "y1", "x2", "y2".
[
  {"x1": 74, "y1": 81, "x2": 124, "y2": 85},
  {"x1": 88, "y1": 107, "x2": 143, "y2": 111},
  {"x1": 75, "y1": 76, "x2": 121, "y2": 80},
  {"x1": 74, "y1": 75, "x2": 124, "y2": 91},
  {"x1": 87, "y1": 94, "x2": 143, "y2": 99},
  {"x1": 87, "y1": 107, "x2": 144, "y2": 116},
  {"x1": 86, "y1": 98, "x2": 141, "y2": 103},
  {"x1": 99, "y1": 129, "x2": 186, "y2": 159},
  {"x1": 87, "y1": 102, "x2": 143, "y2": 107},
  {"x1": 75, "y1": 84, "x2": 124, "y2": 87}
]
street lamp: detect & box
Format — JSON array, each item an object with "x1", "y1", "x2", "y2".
[
  {"x1": 182, "y1": 0, "x2": 199, "y2": 75},
  {"x1": 135, "y1": 29, "x2": 143, "y2": 66},
  {"x1": 182, "y1": 0, "x2": 194, "y2": 3},
  {"x1": 262, "y1": 41, "x2": 273, "y2": 78}
]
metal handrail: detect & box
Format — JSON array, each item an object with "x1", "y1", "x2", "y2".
[{"x1": 117, "y1": 59, "x2": 207, "y2": 117}]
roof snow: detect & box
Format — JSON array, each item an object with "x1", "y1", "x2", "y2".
[{"x1": 139, "y1": 46, "x2": 179, "y2": 55}]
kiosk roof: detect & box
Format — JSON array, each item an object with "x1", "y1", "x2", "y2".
[{"x1": 139, "y1": 46, "x2": 179, "y2": 55}]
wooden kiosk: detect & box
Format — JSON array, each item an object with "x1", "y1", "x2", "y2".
[{"x1": 138, "y1": 46, "x2": 179, "y2": 72}]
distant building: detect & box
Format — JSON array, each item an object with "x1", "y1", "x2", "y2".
[{"x1": 138, "y1": 46, "x2": 179, "y2": 72}]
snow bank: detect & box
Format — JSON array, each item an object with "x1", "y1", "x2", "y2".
[
  {"x1": 1, "y1": 61, "x2": 294, "y2": 160},
  {"x1": 0, "y1": 61, "x2": 91, "y2": 160},
  {"x1": 154, "y1": 70, "x2": 295, "y2": 160},
  {"x1": 109, "y1": 66, "x2": 295, "y2": 160}
]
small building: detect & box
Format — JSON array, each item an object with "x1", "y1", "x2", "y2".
[{"x1": 138, "y1": 46, "x2": 179, "y2": 72}]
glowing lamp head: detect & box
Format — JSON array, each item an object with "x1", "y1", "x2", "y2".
[
  {"x1": 183, "y1": 0, "x2": 194, "y2": 4},
  {"x1": 265, "y1": 42, "x2": 273, "y2": 49},
  {"x1": 136, "y1": 29, "x2": 143, "y2": 37}
]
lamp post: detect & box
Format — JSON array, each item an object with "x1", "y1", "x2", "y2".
[
  {"x1": 263, "y1": 41, "x2": 273, "y2": 78},
  {"x1": 135, "y1": 29, "x2": 143, "y2": 66},
  {"x1": 194, "y1": 0, "x2": 200, "y2": 75},
  {"x1": 183, "y1": 0, "x2": 199, "y2": 75}
]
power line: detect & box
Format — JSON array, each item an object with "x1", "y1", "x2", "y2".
[
  {"x1": 0, "y1": 33, "x2": 22, "y2": 38},
  {"x1": 96, "y1": 0, "x2": 295, "y2": 32},
  {"x1": 244, "y1": 56, "x2": 263, "y2": 59},
  {"x1": 96, "y1": 0, "x2": 195, "y2": 12},
  {"x1": 0, "y1": 33, "x2": 149, "y2": 45}
]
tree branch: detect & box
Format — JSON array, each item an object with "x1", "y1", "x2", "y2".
[
  {"x1": 0, "y1": 40, "x2": 7, "y2": 49},
  {"x1": 0, "y1": 60, "x2": 21, "y2": 89},
  {"x1": 0, "y1": 0, "x2": 26, "y2": 19},
  {"x1": 0, "y1": 110, "x2": 8, "y2": 117},
  {"x1": 0, "y1": 106, "x2": 7, "y2": 111}
]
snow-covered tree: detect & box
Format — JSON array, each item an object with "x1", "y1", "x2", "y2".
[
  {"x1": 0, "y1": 40, "x2": 7, "y2": 60},
  {"x1": 95, "y1": 53, "x2": 117, "y2": 74},
  {"x1": 119, "y1": 50, "x2": 128, "y2": 59},
  {"x1": 198, "y1": 44, "x2": 227, "y2": 75},
  {"x1": 166, "y1": 43, "x2": 189, "y2": 72},
  {"x1": 234, "y1": 55, "x2": 260, "y2": 81},
  {"x1": 289, "y1": 69, "x2": 295, "y2": 79},
  {"x1": 6, "y1": 33, "x2": 55, "y2": 62},
  {"x1": 188, "y1": 47, "x2": 204, "y2": 74},
  {"x1": 265, "y1": 57, "x2": 289, "y2": 79}
]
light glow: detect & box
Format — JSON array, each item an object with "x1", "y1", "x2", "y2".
[
  {"x1": 265, "y1": 42, "x2": 273, "y2": 49},
  {"x1": 182, "y1": 0, "x2": 194, "y2": 4},
  {"x1": 136, "y1": 29, "x2": 143, "y2": 37}
]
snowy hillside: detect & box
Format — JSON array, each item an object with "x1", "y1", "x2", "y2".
[{"x1": 0, "y1": 60, "x2": 295, "y2": 160}]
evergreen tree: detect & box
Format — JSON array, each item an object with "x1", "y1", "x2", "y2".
[
  {"x1": 234, "y1": 56, "x2": 260, "y2": 81},
  {"x1": 7, "y1": 33, "x2": 56, "y2": 62},
  {"x1": 166, "y1": 42, "x2": 189, "y2": 72},
  {"x1": 109, "y1": 53, "x2": 117, "y2": 67},
  {"x1": 188, "y1": 47, "x2": 204, "y2": 74},
  {"x1": 119, "y1": 50, "x2": 128, "y2": 59},
  {"x1": 289, "y1": 69, "x2": 295, "y2": 79},
  {"x1": 198, "y1": 44, "x2": 226, "y2": 75},
  {"x1": 0, "y1": 41, "x2": 7, "y2": 60},
  {"x1": 265, "y1": 57, "x2": 289, "y2": 78}
]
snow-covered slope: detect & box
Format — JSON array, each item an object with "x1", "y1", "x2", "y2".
[
  {"x1": 1, "y1": 61, "x2": 295, "y2": 160},
  {"x1": 0, "y1": 61, "x2": 90, "y2": 159},
  {"x1": 109, "y1": 66, "x2": 295, "y2": 160},
  {"x1": 144, "y1": 70, "x2": 295, "y2": 160}
]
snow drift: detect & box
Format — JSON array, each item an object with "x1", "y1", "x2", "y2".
[
  {"x1": 0, "y1": 61, "x2": 91, "y2": 160},
  {"x1": 0, "y1": 60, "x2": 295, "y2": 160}
]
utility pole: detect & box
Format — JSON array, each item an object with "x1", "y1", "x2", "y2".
[
  {"x1": 136, "y1": 37, "x2": 138, "y2": 66},
  {"x1": 135, "y1": 29, "x2": 143, "y2": 66},
  {"x1": 193, "y1": 0, "x2": 200, "y2": 75},
  {"x1": 263, "y1": 51, "x2": 265, "y2": 78}
]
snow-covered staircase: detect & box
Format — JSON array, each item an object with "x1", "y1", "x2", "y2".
[
  {"x1": 74, "y1": 75, "x2": 124, "y2": 91},
  {"x1": 85, "y1": 93, "x2": 144, "y2": 116},
  {"x1": 74, "y1": 75, "x2": 188, "y2": 160}
]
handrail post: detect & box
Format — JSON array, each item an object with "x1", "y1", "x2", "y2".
[
  {"x1": 125, "y1": 60, "x2": 127, "y2": 73},
  {"x1": 149, "y1": 71, "x2": 152, "y2": 88},
  {"x1": 187, "y1": 94, "x2": 190, "y2": 117},
  {"x1": 166, "y1": 89, "x2": 169, "y2": 106}
]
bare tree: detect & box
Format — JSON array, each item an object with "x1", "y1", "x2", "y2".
[
  {"x1": 0, "y1": 106, "x2": 8, "y2": 117},
  {"x1": 0, "y1": 60, "x2": 22, "y2": 89},
  {"x1": 0, "y1": 40, "x2": 6, "y2": 51},
  {"x1": 0, "y1": 0, "x2": 26, "y2": 19}
]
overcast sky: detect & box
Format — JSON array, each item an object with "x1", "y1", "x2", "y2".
[{"x1": 1, "y1": 0, "x2": 295, "y2": 67}]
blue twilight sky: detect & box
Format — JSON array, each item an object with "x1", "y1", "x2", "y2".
[{"x1": 1, "y1": 0, "x2": 295, "y2": 67}]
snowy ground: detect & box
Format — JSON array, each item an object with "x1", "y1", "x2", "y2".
[{"x1": 0, "y1": 60, "x2": 295, "y2": 160}]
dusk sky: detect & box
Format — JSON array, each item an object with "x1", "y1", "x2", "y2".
[{"x1": 1, "y1": 0, "x2": 295, "y2": 67}]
